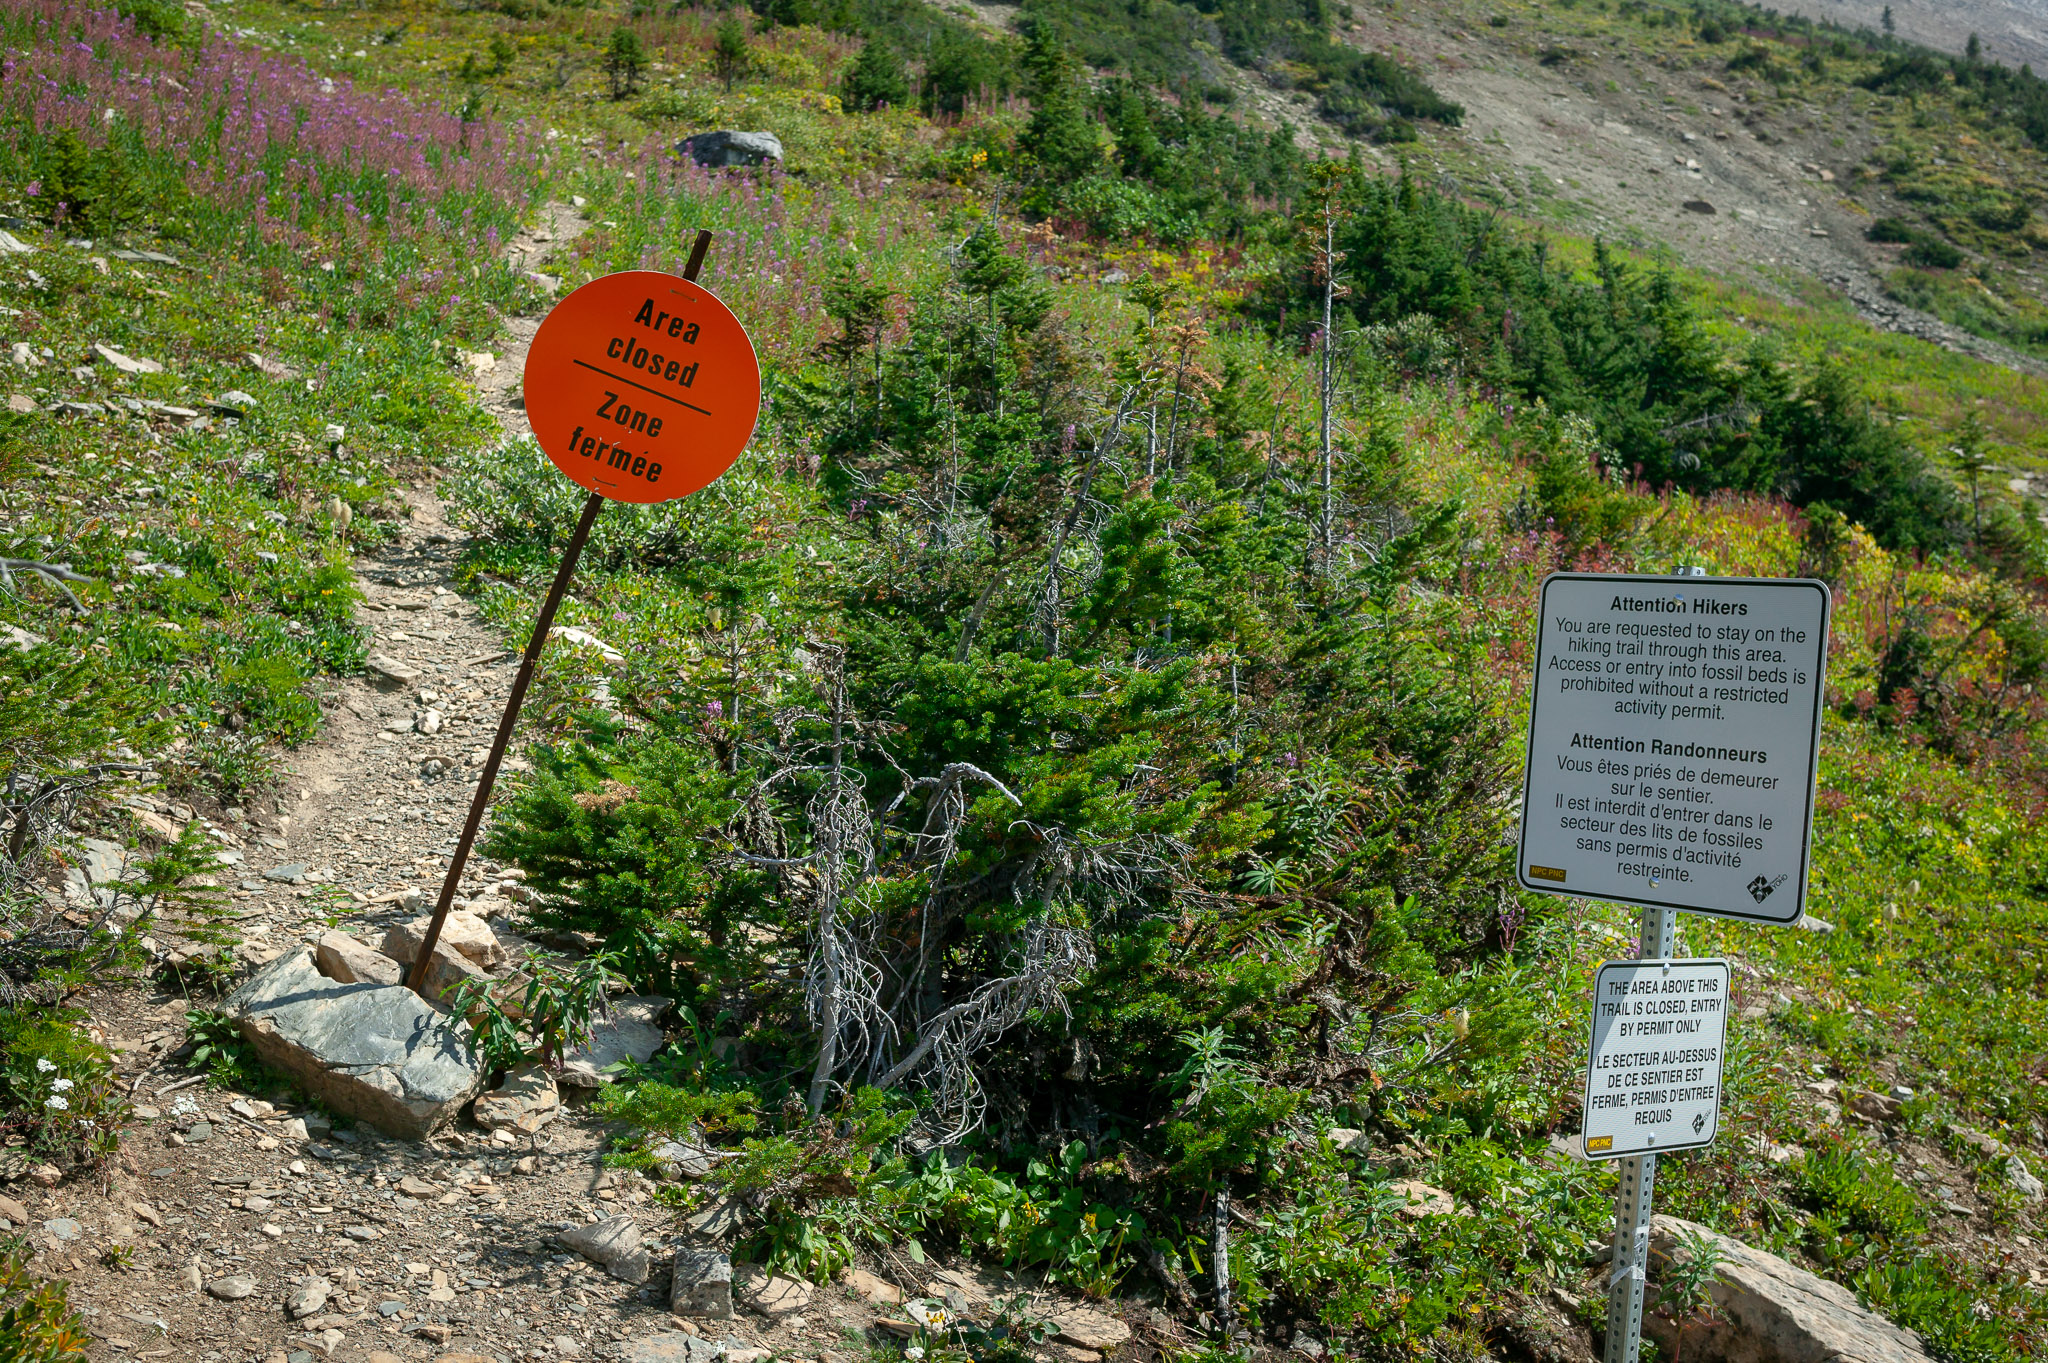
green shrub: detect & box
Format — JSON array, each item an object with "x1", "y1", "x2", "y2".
[
  {"x1": 841, "y1": 32, "x2": 909, "y2": 112},
  {"x1": 482, "y1": 722, "x2": 769, "y2": 1002},
  {"x1": 1905, "y1": 237, "x2": 1965, "y2": 269},
  {"x1": 0, "y1": 1006, "x2": 128, "y2": 1175},
  {"x1": 1858, "y1": 1257, "x2": 2025, "y2": 1363},
  {"x1": 0, "y1": 1239, "x2": 91, "y2": 1360},
  {"x1": 1796, "y1": 1145, "x2": 1925, "y2": 1239}
]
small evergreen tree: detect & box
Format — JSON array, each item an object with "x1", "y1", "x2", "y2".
[
  {"x1": 840, "y1": 32, "x2": 909, "y2": 112},
  {"x1": 711, "y1": 18, "x2": 753, "y2": 92},
  {"x1": 1017, "y1": 22, "x2": 1105, "y2": 180},
  {"x1": 603, "y1": 28, "x2": 648, "y2": 100}
]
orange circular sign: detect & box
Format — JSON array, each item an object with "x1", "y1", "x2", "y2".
[{"x1": 522, "y1": 270, "x2": 761, "y2": 504}]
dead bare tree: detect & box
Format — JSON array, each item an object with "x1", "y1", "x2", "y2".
[{"x1": 747, "y1": 654, "x2": 1166, "y2": 1140}]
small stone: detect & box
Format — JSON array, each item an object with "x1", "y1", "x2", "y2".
[
  {"x1": 0, "y1": 1195, "x2": 26, "y2": 1226},
  {"x1": 1051, "y1": 1307, "x2": 1131, "y2": 1352},
  {"x1": 624, "y1": 1335, "x2": 727, "y2": 1363},
  {"x1": 183, "y1": 1262, "x2": 203, "y2": 1291},
  {"x1": 28, "y1": 1163, "x2": 60, "y2": 1187},
  {"x1": 1682, "y1": 199, "x2": 1716, "y2": 214},
  {"x1": 650, "y1": 1139, "x2": 723, "y2": 1181},
  {"x1": 846, "y1": 1269, "x2": 900, "y2": 1306},
  {"x1": 313, "y1": 930, "x2": 403, "y2": 987},
  {"x1": 265, "y1": 863, "x2": 309, "y2": 884},
  {"x1": 1386, "y1": 1180, "x2": 1463, "y2": 1219},
  {"x1": 378, "y1": 1300, "x2": 404, "y2": 1317},
  {"x1": 342, "y1": 1224, "x2": 382, "y2": 1241},
  {"x1": 261, "y1": 1223, "x2": 283, "y2": 1239},
  {"x1": 671, "y1": 1245, "x2": 733, "y2": 1318},
  {"x1": 94, "y1": 343, "x2": 164, "y2": 374},
  {"x1": 2006, "y1": 1156, "x2": 2045, "y2": 1203},
  {"x1": 415, "y1": 709, "x2": 443, "y2": 735},
  {"x1": 380, "y1": 911, "x2": 506, "y2": 970},
  {"x1": 129, "y1": 1201, "x2": 163, "y2": 1228},
  {"x1": 366, "y1": 655, "x2": 421, "y2": 688},
  {"x1": 737, "y1": 1266, "x2": 812, "y2": 1318},
  {"x1": 398, "y1": 1175, "x2": 438, "y2": 1198},
  {"x1": 287, "y1": 1275, "x2": 332, "y2": 1319},
  {"x1": 185, "y1": 1120, "x2": 212, "y2": 1143},
  {"x1": 553, "y1": 1338, "x2": 581, "y2": 1358},
  {"x1": 43, "y1": 1217, "x2": 82, "y2": 1242},
  {"x1": 279, "y1": 1117, "x2": 308, "y2": 1140},
  {"x1": 474, "y1": 1063, "x2": 561, "y2": 1133},
  {"x1": 515, "y1": 1155, "x2": 541, "y2": 1175},
  {"x1": 207, "y1": 1274, "x2": 258, "y2": 1300}
]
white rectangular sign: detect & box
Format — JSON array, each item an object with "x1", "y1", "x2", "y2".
[
  {"x1": 1582, "y1": 958, "x2": 1730, "y2": 1159},
  {"x1": 1517, "y1": 573, "x2": 1829, "y2": 923}
]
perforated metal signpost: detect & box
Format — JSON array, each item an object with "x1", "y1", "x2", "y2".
[
  {"x1": 407, "y1": 230, "x2": 762, "y2": 994},
  {"x1": 1516, "y1": 568, "x2": 1830, "y2": 1363}
]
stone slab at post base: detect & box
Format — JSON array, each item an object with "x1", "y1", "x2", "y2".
[{"x1": 225, "y1": 949, "x2": 486, "y2": 1140}]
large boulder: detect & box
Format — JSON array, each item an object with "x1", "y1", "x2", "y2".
[
  {"x1": 679, "y1": 130, "x2": 783, "y2": 168},
  {"x1": 225, "y1": 950, "x2": 486, "y2": 1139},
  {"x1": 1647, "y1": 1215, "x2": 1933, "y2": 1363}
]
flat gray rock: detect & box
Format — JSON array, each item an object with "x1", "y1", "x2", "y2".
[
  {"x1": 625, "y1": 1335, "x2": 728, "y2": 1363},
  {"x1": 225, "y1": 949, "x2": 484, "y2": 1139},
  {"x1": 206, "y1": 1274, "x2": 257, "y2": 1301},
  {"x1": 286, "y1": 1275, "x2": 331, "y2": 1319},
  {"x1": 1648, "y1": 1214, "x2": 1932, "y2": 1363},
  {"x1": 559, "y1": 995, "x2": 668, "y2": 1088},
  {"x1": 557, "y1": 1215, "x2": 649, "y2": 1283},
  {"x1": 680, "y1": 130, "x2": 783, "y2": 167}
]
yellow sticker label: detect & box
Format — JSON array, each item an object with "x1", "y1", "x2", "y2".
[
  {"x1": 1527, "y1": 864, "x2": 1567, "y2": 883},
  {"x1": 1586, "y1": 1135, "x2": 1614, "y2": 1152}
]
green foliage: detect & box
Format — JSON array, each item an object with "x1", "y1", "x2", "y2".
[
  {"x1": 1795, "y1": 1144, "x2": 1926, "y2": 1240},
  {"x1": 1275, "y1": 179, "x2": 1965, "y2": 551},
  {"x1": 599, "y1": 1078, "x2": 761, "y2": 1138},
  {"x1": 482, "y1": 724, "x2": 765, "y2": 1003},
  {"x1": 0, "y1": 1006, "x2": 128, "y2": 1174},
  {"x1": 448, "y1": 949, "x2": 624, "y2": 1071},
  {"x1": 605, "y1": 28, "x2": 650, "y2": 100},
  {"x1": 711, "y1": 19, "x2": 753, "y2": 92},
  {"x1": 0, "y1": 1239, "x2": 91, "y2": 1361},
  {"x1": 1857, "y1": 1256, "x2": 2029, "y2": 1363},
  {"x1": 1021, "y1": 0, "x2": 1461, "y2": 139},
  {"x1": 840, "y1": 32, "x2": 909, "y2": 112},
  {"x1": 182, "y1": 1008, "x2": 264, "y2": 1090},
  {"x1": 32, "y1": 130, "x2": 143, "y2": 234}
]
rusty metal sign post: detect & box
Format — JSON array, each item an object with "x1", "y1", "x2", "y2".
[{"x1": 407, "y1": 229, "x2": 762, "y2": 992}]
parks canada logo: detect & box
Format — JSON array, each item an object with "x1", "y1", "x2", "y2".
[{"x1": 1747, "y1": 873, "x2": 1788, "y2": 904}]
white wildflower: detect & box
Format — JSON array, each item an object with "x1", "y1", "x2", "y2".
[
  {"x1": 35, "y1": 1057, "x2": 55, "y2": 1073},
  {"x1": 51, "y1": 1077, "x2": 73, "y2": 1091},
  {"x1": 44, "y1": 1095, "x2": 69, "y2": 1110},
  {"x1": 907, "y1": 1349, "x2": 925, "y2": 1360}
]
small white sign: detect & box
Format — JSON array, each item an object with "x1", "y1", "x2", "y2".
[
  {"x1": 1517, "y1": 573, "x2": 1829, "y2": 923},
  {"x1": 1582, "y1": 958, "x2": 1731, "y2": 1159}
]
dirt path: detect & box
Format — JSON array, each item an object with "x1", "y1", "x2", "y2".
[{"x1": 0, "y1": 205, "x2": 855, "y2": 1363}]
